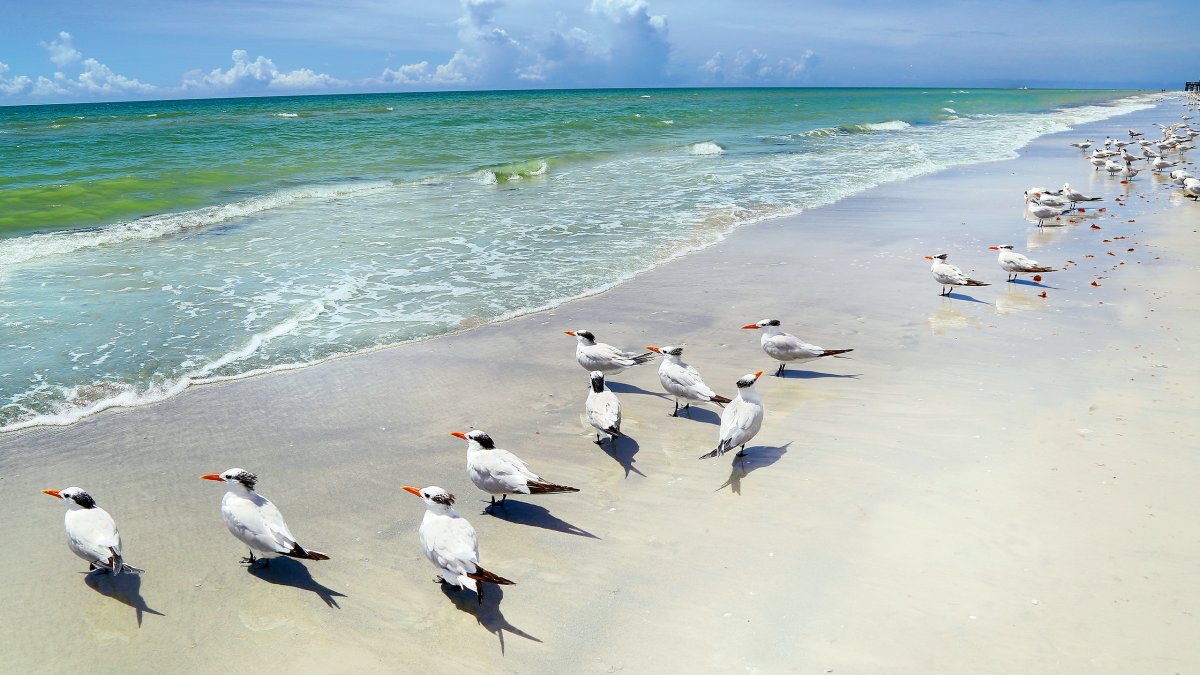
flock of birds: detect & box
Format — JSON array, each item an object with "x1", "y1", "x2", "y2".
[
  {"x1": 927, "y1": 104, "x2": 1199, "y2": 298},
  {"x1": 42, "y1": 319, "x2": 853, "y2": 602},
  {"x1": 42, "y1": 97, "x2": 1199, "y2": 606}
]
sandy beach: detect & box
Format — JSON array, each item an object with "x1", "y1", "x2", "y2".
[{"x1": 2, "y1": 98, "x2": 1197, "y2": 673}]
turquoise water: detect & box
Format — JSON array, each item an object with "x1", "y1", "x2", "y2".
[{"x1": 0, "y1": 88, "x2": 1157, "y2": 430}]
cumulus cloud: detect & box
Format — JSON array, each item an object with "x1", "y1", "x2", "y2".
[
  {"x1": 41, "y1": 32, "x2": 82, "y2": 68},
  {"x1": 375, "y1": 0, "x2": 672, "y2": 90},
  {"x1": 182, "y1": 49, "x2": 345, "y2": 91},
  {"x1": 181, "y1": 49, "x2": 345, "y2": 93},
  {"x1": 700, "y1": 49, "x2": 816, "y2": 84},
  {"x1": 0, "y1": 62, "x2": 33, "y2": 95}
]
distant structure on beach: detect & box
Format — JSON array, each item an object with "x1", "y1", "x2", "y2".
[{"x1": 1186, "y1": 81, "x2": 1200, "y2": 92}]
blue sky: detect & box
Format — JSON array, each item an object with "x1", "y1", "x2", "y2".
[{"x1": 1, "y1": 0, "x2": 1195, "y2": 105}]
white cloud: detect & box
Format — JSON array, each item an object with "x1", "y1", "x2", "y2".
[
  {"x1": 41, "y1": 31, "x2": 82, "y2": 68},
  {"x1": 701, "y1": 49, "x2": 816, "y2": 84},
  {"x1": 181, "y1": 49, "x2": 345, "y2": 92},
  {"x1": 73, "y1": 58, "x2": 157, "y2": 94},
  {"x1": 0, "y1": 62, "x2": 32, "y2": 95}
]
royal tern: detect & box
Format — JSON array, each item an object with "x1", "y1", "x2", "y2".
[
  {"x1": 1151, "y1": 157, "x2": 1179, "y2": 172},
  {"x1": 1027, "y1": 190, "x2": 1069, "y2": 209},
  {"x1": 741, "y1": 319, "x2": 853, "y2": 376},
  {"x1": 1061, "y1": 183, "x2": 1103, "y2": 206},
  {"x1": 989, "y1": 245, "x2": 1057, "y2": 282},
  {"x1": 1128, "y1": 129, "x2": 1143, "y2": 138},
  {"x1": 585, "y1": 371, "x2": 624, "y2": 446},
  {"x1": 42, "y1": 487, "x2": 143, "y2": 575},
  {"x1": 452, "y1": 429, "x2": 579, "y2": 513},
  {"x1": 1068, "y1": 139, "x2": 1093, "y2": 151},
  {"x1": 1089, "y1": 156, "x2": 1107, "y2": 171},
  {"x1": 1184, "y1": 178, "x2": 1200, "y2": 200},
  {"x1": 200, "y1": 469, "x2": 329, "y2": 566},
  {"x1": 701, "y1": 371, "x2": 765, "y2": 460},
  {"x1": 647, "y1": 344, "x2": 731, "y2": 415},
  {"x1": 565, "y1": 330, "x2": 655, "y2": 374},
  {"x1": 926, "y1": 253, "x2": 990, "y2": 296},
  {"x1": 1120, "y1": 165, "x2": 1139, "y2": 180},
  {"x1": 1104, "y1": 159, "x2": 1124, "y2": 176},
  {"x1": 402, "y1": 486, "x2": 514, "y2": 603}
]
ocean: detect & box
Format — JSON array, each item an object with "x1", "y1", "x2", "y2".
[{"x1": 0, "y1": 87, "x2": 1158, "y2": 431}]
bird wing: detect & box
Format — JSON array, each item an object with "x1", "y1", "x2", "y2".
[
  {"x1": 66, "y1": 508, "x2": 122, "y2": 564},
  {"x1": 422, "y1": 513, "x2": 479, "y2": 577},
  {"x1": 472, "y1": 448, "x2": 541, "y2": 493},
  {"x1": 765, "y1": 333, "x2": 823, "y2": 360},
  {"x1": 255, "y1": 495, "x2": 299, "y2": 549},
  {"x1": 222, "y1": 493, "x2": 292, "y2": 554},
  {"x1": 718, "y1": 398, "x2": 763, "y2": 450},
  {"x1": 586, "y1": 390, "x2": 622, "y2": 432},
  {"x1": 932, "y1": 263, "x2": 971, "y2": 285},
  {"x1": 660, "y1": 362, "x2": 716, "y2": 400}
]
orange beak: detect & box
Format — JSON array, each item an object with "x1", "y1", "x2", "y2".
[
  {"x1": 402, "y1": 486, "x2": 422, "y2": 497},
  {"x1": 646, "y1": 345, "x2": 661, "y2": 353},
  {"x1": 754, "y1": 371, "x2": 764, "y2": 378},
  {"x1": 924, "y1": 256, "x2": 934, "y2": 260},
  {"x1": 741, "y1": 323, "x2": 759, "y2": 330},
  {"x1": 200, "y1": 473, "x2": 223, "y2": 481},
  {"x1": 988, "y1": 246, "x2": 999, "y2": 250},
  {"x1": 450, "y1": 431, "x2": 467, "y2": 440},
  {"x1": 41, "y1": 489, "x2": 62, "y2": 499},
  {"x1": 564, "y1": 330, "x2": 576, "y2": 336}
]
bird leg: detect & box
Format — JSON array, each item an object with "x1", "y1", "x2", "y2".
[
  {"x1": 775, "y1": 362, "x2": 786, "y2": 377},
  {"x1": 240, "y1": 550, "x2": 257, "y2": 565},
  {"x1": 735, "y1": 445, "x2": 748, "y2": 458},
  {"x1": 670, "y1": 399, "x2": 679, "y2": 417},
  {"x1": 594, "y1": 433, "x2": 603, "y2": 446}
]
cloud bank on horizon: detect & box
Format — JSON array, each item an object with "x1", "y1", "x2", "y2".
[{"x1": 0, "y1": 0, "x2": 1194, "y2": 105}]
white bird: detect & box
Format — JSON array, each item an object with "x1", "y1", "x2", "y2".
[
  {"x1": 402, "y1": 485, "x2": 514, "y2": 603},
  {"x1": 1170, "y1": 169, "x2": 1194, "y2": 186},
  {"x1": 585, "y1": 370, "x2": 624, "y2": 447},
  {"x1": 1184, "y1": 178, "x2": 1200, "y2": 200},
  {"x1": 926, "y1": 253, "x2": 991, "y2": 296},
  {"x1": 1119, "y1": 164, "x2": 1139, "y2": 180},
  {"x1": 741, "y1": 319, "x2": 853, "y2": 377},
  {"x1": 452, "y1": 429, "x2": 578, "y2": 513},
  {"x1": 565, "y1": 329, "x2": 655, "y2": 374},
  {"x1": 1061, "y1": 183, "x2": 1103, "y2": 206},
  {"x1": 647, "y1": 344, "x2": 731, "y2": 415},
  {"x1": 1027, "y1": 190, "x2": 1069, "y2": 209},
  {"x1": 1089, "y1": 156, "x2": 1108, "y2": 171},
  {"x1": 200, "y1": 469, "x2": 329, "y2": 566},
  {"x1": 1104, "y1": 159, "x2": 1123, "y2": 176},
  {"x1": 42, "y1": 487, "x2": 143, "y2": 575},
  {"x1": 1028, "y1": 200, "x2": 1068, "y2": 225},
  {"x1": 1151, "y1": 157, "x2": 1178, "y2": 172},
  {"x1": 1069, "y1": 139, "x2": 1093, "y2": 151},
  {"x1": 701, "y1": 371, "x2": 765, "y2": 459},
  {"x1": 989, "y1": 244, "x2": 1057, "y2": 282}
]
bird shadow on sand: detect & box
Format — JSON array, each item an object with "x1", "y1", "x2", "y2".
[
  {"x1": 83, "y1": 570, "x2": 165, "y2": 626},
  {"x1": 440, "y1": 583, "x2": 541, "y2": 654},
  {"x1": 942, "y1": 292, "x2": 990, "y2": 304},
  {"x1": 605, "y1": 381, "x2": 669, "y2": 399},
  {"x1": 776, "y1": 369, "x2": 861, "y2": 380},
  {"x1": 598, "y1": 435, "x2": 646, "y2": 478},
  {"x1": 247, "y1": 557, "x2": 347, "y2": 608},
  {"x1": 715, "y1": 442, "x2": 792, "y2": 495},
  {"x1": 667, "y1": 405, "x2": 722, "y2": 425},
  {"x1": 485, "y1": 500, "x2": 600, "y2": 539},
  {"x1": 1008, "y1": 279, "x2": 1058, "y2": 289}
]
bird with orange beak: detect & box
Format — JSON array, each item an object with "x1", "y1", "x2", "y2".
[
  {"x1": 925, "y1": 253, "x2": 990, "y2": 296},
  {"x1": 200, "y1": 468, "x2": 329, "y2": 566},
  {"x1": 740, "y1": 320, "x2": 853, "y2": 377},
  {"x1": 565, "y1": 329, "x2": 656, "y2": 374},
  {"x1": 42, "y1": 486, "x2": 142, "y2": 575},
  {"x1": 402, "y1": 485, "x2": 514, "y2": 603},
  {"x1": 452, "y1": 429, "x2": 579, "y2": 514},
  {"x1": 701, "y1": 371, "x2": 766, "y2": 459}
]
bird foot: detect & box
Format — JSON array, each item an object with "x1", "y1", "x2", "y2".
[{"x1": 735, "y1": 450, "x2": 748, "y2": 458}]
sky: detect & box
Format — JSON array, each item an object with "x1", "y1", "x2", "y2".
[{"x1": 0, "y1": 0, "x2": 1195, "y2": 105}]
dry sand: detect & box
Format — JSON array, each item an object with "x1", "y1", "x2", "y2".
[{"x1": 1, "y1": 100, "x2": 1197, "y2": 673}]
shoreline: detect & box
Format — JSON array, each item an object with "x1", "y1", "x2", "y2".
[
  {"x1": 0, "y1": 92, "x2": 1167, "y2": 436},
  {"x1": 1, "y1": 97, "x2": 1196, "y2": 672}
]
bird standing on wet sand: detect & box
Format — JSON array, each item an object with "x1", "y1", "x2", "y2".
[
  {"x1": 585, "y1": 371, "x2": 624, "y2": 447},
  {"x1": 989, "y1": 245, "x2": 1057, "y2": 282},
  {"x1": 42, "y1": 487, "x2": 143, "y2": 575},
  {"x1": 926, "y1": 253, "x2": 990, "y2": 296},
  {"x1": 565, "y1": 329, "x2": 656, "y2": 373},
  {"x1": 647, "y1": 344, "x2": 731, "y2": 415},
  {"x1": 200, "y1": 468, "x2": 330, "y2": 566},
  {"x1": 452, "y1": 429, "x2": 579, "y2": 513},
  {"x1": 741, "y1": 319, "x2": 853, "y2": 377},
  {"x1": 702, "y1": 371, "x2": 765, "y2": 459},
  {"x1": 1061, "y1": 183, "x2": 1103, "y2": 207},
  {"x1": 403, "y1": 485, "x2": 514, "y2": 604}
]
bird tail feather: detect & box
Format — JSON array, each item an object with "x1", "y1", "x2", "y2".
[
  {"x1": 630, "y1": 351, "x2": 657, "y2": 365},
  {"x1": 965, "y1": 279, "x2": 991, "y2": 286},
  {"x1": 283, "y1": 542, "x2": 331, "y2": 561},
  {"x1": 699, "y1": 444, "x2": 727, "y2": 460},
  {"x1": 527, "y1": 481, "x2": 580, "y2": 494},
  {"x1": 468, "y1": 565, "x2": 515, "y2": 586},
  {"x1": 820, "y1": 348, "x2": 853, "y2": 358},
  {"x1": 1029, "y1": 266, "x2": 1057, "y2": 273},
  {"x1": 710, "y1": 394, "x2": 732, "y2": 405}
]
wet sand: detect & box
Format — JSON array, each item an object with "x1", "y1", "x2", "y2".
[{"x1": 1, "y1": 99, "x2": 1197, "y2": 673}]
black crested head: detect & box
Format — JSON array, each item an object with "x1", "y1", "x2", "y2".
[
  {"x1": 664, "y1": 345, "x2": 684, "y2": 356},
  {"x1": 71, "y1": 491, "x2": 97, "y2": 509},
  {"x1": 468, "y1": 430, "x2": 496, "y2": 449},
  {"x1": 430, "y1": 491, "x2": 455, "y2": 506},
  {"x1": 590, "y1": 371, "x2": 605, "y2": 392},
  {"x1": 233, "y1": 470, "x2": 258, "y2": 491},
  {"x1": 766, "y1": 319, "x2": 781, "y2": 327},
  {"x1": 935, "y1": 253, "x2": 949, "y2": 260},
  {"x1": 576, "y1": 330, "x2": 595, "y2": 342},
  {"x1": 1001, "y1": 244, "x2": 1014, "y2": 250},
  {"x1": 736, "y1": 374, "x2": 758, "y2": 388}
]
